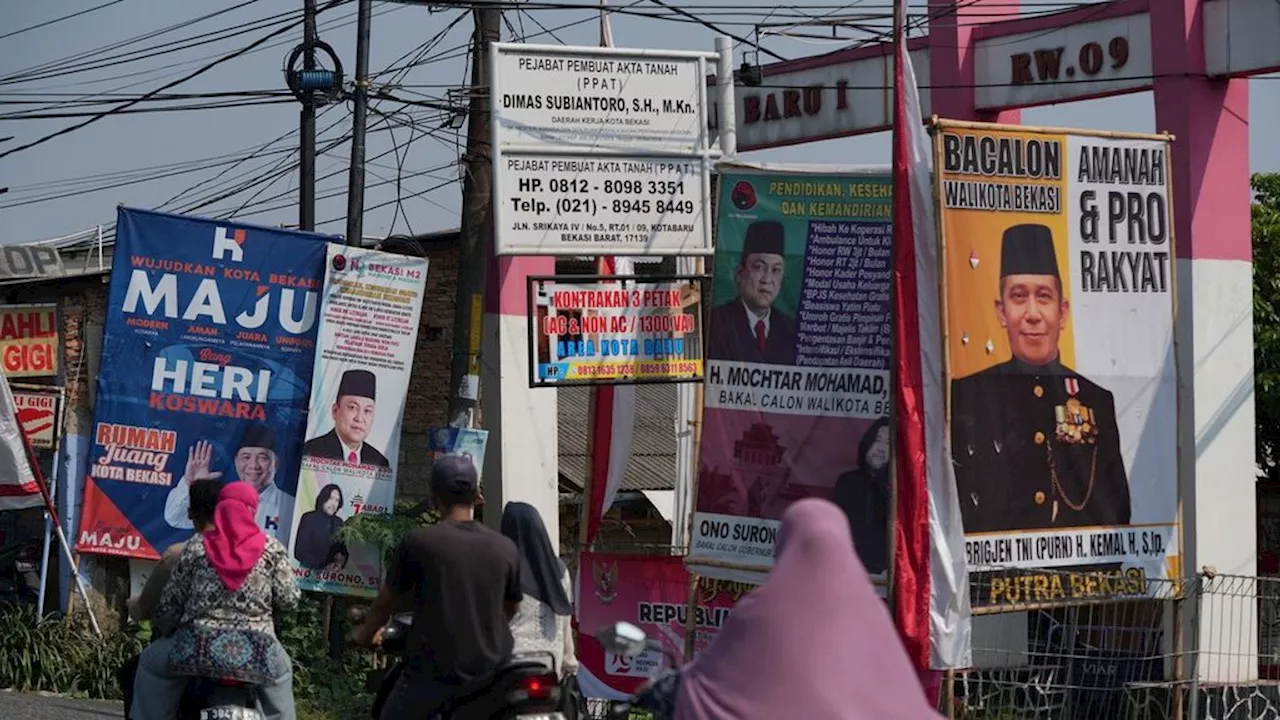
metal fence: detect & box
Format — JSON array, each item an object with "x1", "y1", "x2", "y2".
[
  {"x1": 946, "y1": 571, "x2": 1280, "y2": 720},
  {"x1": 581, "y1": 571, "x2": 1280, "y2": 720}
]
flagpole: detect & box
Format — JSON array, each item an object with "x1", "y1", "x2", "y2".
[{"x1": 886, "y1": 0, "x2": 906, "y2": 613}]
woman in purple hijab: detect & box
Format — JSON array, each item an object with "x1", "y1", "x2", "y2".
[{"x1": 649, "y1": 498, "x2": 941, "y2": 720}]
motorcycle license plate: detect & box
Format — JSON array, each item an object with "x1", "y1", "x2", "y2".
[{"x1": 199, "y1": 707, "x2": 263, "y2": 720}]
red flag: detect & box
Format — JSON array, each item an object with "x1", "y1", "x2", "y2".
[{"x1": 890, "y1": 0, "x2": 971, "y2": 673}]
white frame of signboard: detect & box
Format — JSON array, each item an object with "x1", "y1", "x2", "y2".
[
  {"x1": 684, "y1": 160, "x2": 896, "y2": 592},
  {"x1": 490, "y1": 42, "x2": 721, "y2": 256}
]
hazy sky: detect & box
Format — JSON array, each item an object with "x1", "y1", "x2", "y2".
[{"x1": 3, "y1": 0, "x2": 1277, "y2": 243}]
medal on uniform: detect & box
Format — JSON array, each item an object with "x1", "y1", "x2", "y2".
[{"x1": 1054, "y1": 379, "x2": 1098, "y2": 445}]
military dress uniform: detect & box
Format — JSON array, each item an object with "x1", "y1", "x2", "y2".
[
  {"x1": 950, "y1": 223, "x2": 1132, "y2": 534},
  {"x1": 950, "y1": 358, "x2": 1131, "y2": 532}
]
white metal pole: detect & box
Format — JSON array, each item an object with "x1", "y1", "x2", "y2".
[{"x1": 714, "y1": 35, "x2": 737, "y2": 157}]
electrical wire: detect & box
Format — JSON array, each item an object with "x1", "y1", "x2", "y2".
[
  {"x1": 0, "y1": 0, "x2": 346, "y2": 161},
  {"x1": 0, "y1": 0, "x2": 129, "y2": 42}
]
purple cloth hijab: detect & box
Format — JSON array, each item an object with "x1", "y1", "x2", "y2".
[{"x1": 673, "y1": 498, "x2": 942, "y2": 720}]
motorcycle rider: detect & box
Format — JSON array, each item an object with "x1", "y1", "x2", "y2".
[
  {"x1": 352, "y1": 454, "x2": 523, "y2": 719},
  {"x1": 133, "y1": 482, "x2": 300, "y2": 720},
  {"x1": 119, "y1": 477, "x2": 223, "y2": 719},
  {"x1": 636, "y1": 498, "x2": 942, "y2": 719}
]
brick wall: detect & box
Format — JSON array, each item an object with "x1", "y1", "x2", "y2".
[{"x1": 396, "y1": 240, "x2": 459, "y2": 499}]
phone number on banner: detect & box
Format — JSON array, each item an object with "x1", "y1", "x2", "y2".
[
  {"x1": 538, "y1": 358, "x2": 701, "y2": 382},
  {"x1": 703, "y1": 361, "x2": 888, "y2": 418}
]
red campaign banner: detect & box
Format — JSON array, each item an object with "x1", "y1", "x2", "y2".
[{"x1": 575, "y1": 552, "x2": 750, "y2": 697}]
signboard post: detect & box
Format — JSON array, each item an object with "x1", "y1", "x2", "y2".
[
  {"x1": 490, "y1": 42, "x2": 723, "y2": 256},
  {"x1": 527, "y1": 273, "x2": 707, "y2": 387}
]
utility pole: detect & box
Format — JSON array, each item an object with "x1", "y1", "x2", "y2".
[
  {"x1": 344, "y1": 0, "x2": 374, "y2": 246},
  {"x1": 299, "y1": 0, "x2": 318, "y2": 231},
  {"x1": 445, "y1": 3, "x2": 502, "y2": 428}
]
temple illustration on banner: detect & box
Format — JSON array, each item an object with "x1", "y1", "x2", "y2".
[{"x1": 734, "y1": 422, "x2": 791, "y2": 518}]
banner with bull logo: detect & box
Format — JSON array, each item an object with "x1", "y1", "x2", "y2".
[{"x1": 76, "y1": 207, "x2": 332, "y2": 560}]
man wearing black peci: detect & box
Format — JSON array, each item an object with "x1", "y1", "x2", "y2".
[
  {"x1": 706, "y1": 220, "x2": 797, "y2": 366},
  {"x1": 302, "y1": 369, "x2": 390, "y2": 467},
  {"x1": 950, "y1": 223, "x2": 1131, "y2": 534}
]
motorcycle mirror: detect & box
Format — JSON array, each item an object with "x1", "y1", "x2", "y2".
[{"x1": 597, "y1": 621, "x2": 648, "y2": 658}]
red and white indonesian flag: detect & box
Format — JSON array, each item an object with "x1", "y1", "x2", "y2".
[
  {"x1": 582, "y1": 4, "x2": 638, "y2": 545},
  {"x1": 890, "y1": 4, "x2": 971, "y2": 671},
  {"x1": 0, "y1": 371, "x2": 41, "y2": 511}
]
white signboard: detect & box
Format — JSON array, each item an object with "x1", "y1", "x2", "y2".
[
  {"x1": 492, "y1": 42, "x2": 717, "y2": 256},
  {"x1": 493, "y1": 47, "x2": 707, "y2": 152},
  {"x1": 499, "y1": 156, "x2": 707, "y2": 255}
]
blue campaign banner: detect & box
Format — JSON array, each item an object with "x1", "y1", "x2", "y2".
[{"x1": 76, "y1": 207, "x2": 334, "y2": 560}]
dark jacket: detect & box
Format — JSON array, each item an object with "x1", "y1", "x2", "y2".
[
  {"x1": 706, "y1": 299, "x2": 796, "y2": 366},
  {"x1": 294, "y1": 511, "x2": 346, "y2": 569},
  {"x1": 301, "y1": 429, "x2": 389, "y2": 467},
  {"x1": 832, "y1": 416, "x2": 891, "y2": 574},
  {"x1": 950, "y1": 358, "x2": 1131, "y2": 533}
]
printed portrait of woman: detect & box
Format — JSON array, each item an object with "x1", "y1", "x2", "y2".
[
  {"x1": 831, "y1": 417, "x2": 891, "y2": 575},
  {"x1": 293, "y1": 483, "x2": 349, "y2": 571}
]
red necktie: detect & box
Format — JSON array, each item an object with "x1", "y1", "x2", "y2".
[
  {"x1": 347, "y1": 451, "x2": 357, "y2": 464},
  {"x1": 754, "y1": 319, "x2": 766, "y2": 352}
]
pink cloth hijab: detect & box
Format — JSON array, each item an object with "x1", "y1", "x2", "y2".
[
  {"x1": 674, "y1": 498, "x2": 942, "y2": 720},
  {"x1": 203, "y1": 481, "x2": 267, "y2": 591}
]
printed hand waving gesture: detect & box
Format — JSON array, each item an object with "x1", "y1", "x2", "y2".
[{"x1": 185, "y1": 440, "x2": 223, "y2": 484}]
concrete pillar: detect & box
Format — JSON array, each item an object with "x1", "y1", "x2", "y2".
[
  {"x1": 928, "y1": 0, "x2": 1021, "y2": 123},
  {"x1": 480, "y1": 255, "x2": 560, "y2": 548},
  {"x1": 1150, "y1": 0, "x2": 1255, "y2": 684}
]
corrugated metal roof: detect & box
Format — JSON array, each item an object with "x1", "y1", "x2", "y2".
[{"x1": 558, "y1": 383, "x2": 678, "y2": 492}]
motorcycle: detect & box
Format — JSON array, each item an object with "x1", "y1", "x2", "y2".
[
  {"x1": 0, "y1": 539, "x2": 41, "y2": 608},
  {"x1": 354, "y1": 608, "x2": 566, "y2": 720},
  {"x1": 595, "y1": 622, "x2": 681, "y2": 720},
  {"x1": 179, "y1": 677, "x2": 265, "y2": 720}
]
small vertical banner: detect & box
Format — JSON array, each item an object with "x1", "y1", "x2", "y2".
[{"x1": 289, "y1": 244, "x2": 429, "y2": 597}]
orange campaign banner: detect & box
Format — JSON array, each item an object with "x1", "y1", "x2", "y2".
[
  {"x1": 0, "y1": 304, "x2": 59, "y2": 378},
  {"x1": 935, "y1": 121, "x2": 1178, "y2": 610}
]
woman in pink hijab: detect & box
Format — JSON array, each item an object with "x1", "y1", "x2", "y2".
[
  {"x1": 643, "y1": 498, "x2": 941, "y2": 720},
  {"x1": 132, "y1": 481, "x2": 301, "y2": 720}
]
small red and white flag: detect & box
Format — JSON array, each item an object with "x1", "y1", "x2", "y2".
[
  {"x1": 0, "y1": 371, "x2": 42, "y2": 511},
  {"x1": 889, "y1": 0, "x2": 972, "y2": 675}
]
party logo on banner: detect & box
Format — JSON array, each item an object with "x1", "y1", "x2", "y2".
[
  {"x1": 688, "y1": 168, "x2": 894, "y2": 584},
  {"x1": 76, "y1": 207, "x2": 332, "y2": 560},
  {"x1": 287, "y1": 244, "x2": 428, "y2": 597}
]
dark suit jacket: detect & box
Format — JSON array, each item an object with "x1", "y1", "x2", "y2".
[
  {"x1": 706, "y1": 299, "x2": 796, "y2": 365},
  {"x1": 950, "y1": 358, "x2": 1130, "y2": 533},
  {"x1": 302, "y1": 429, "x2": 390, "y2": 467}
]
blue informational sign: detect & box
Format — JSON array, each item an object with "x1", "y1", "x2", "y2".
[{"x1": 75, "y1": 207, "x2": 333, "y2": 560}]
